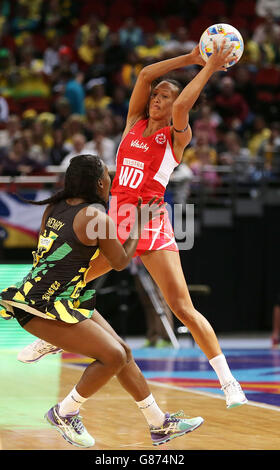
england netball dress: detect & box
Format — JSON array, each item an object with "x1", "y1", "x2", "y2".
[{"x1": 109, "y1": 118, "x2": 180, "y2": 256}]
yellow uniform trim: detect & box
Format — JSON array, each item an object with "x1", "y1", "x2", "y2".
[
  {"x1": 23, "y1": 281, "x2": 33, "y2": 296},
  {"x1": 13, "y1": 292, "x2": 26, "y2": 303},
  {"x1": 53, "y1": 300, "x2": 78, "y2": 323}
]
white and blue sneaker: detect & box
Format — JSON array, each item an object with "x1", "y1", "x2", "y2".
[
  {"x1": 222, "y1": 380, "x2": 248, "y2": 408},
  {"x1": 45, "y1": 404, "x2": 95, "y2": 448},
  {"x1": 17, "y1": 339, "x2": 62, "y2": 363}
]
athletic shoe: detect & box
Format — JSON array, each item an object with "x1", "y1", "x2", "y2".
[
  {"x1": 45, "y1": 404, "x2": 95, "y2": 448},
  {"x1": 221, "y1": 380, "x2": 248, "y2": 409},
  {"x1": 150, "y1": 412, "x2": 204, "y2": 446},
  {"x1": 17, "y1": 339, "x2": 62, "y2": 363}
]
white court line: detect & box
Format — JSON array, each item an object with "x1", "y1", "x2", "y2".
[{"x1": 62, "y1": 363, "x2": 280, "y2": 413}]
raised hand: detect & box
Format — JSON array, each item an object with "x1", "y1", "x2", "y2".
[
  {"x1": 136, "y1": 196, "x2": 165, "y2": 231},
  {"x1": 189, "y1": 45, "x2": 207, "y2": 67},
  {"x1": 206, "y1": 38, "x2": 235, "y2": 72}
]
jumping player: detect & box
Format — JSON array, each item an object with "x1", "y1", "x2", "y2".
[
  {"x1": 0, "y1": 155, "x2": 204, "y2": 447},
  {"x1": 18, "y1": 41, "x2": 247, "y2": 408}
]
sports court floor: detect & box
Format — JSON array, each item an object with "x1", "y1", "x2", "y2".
[{"x1": 0, "y1": 324, "x2": 279, "y2": 451}]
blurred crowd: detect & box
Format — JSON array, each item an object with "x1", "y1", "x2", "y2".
[{"x1": 0, "y1": 0, "x2": 280, "y2": 196}]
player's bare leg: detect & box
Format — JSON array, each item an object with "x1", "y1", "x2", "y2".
[{"x1": 141, "y1": 250, "x2": 247, "y2": 408}]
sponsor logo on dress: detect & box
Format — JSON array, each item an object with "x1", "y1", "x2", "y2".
[
  {"x1": 131, "y1": 139, "x2": 149, "y2": 152},
  {"x1": 155, "y1": 133, "x2": 166, "y2": 144},
  {"x1": 123, "y1": 158, "x2": 144, "y2": 170}
]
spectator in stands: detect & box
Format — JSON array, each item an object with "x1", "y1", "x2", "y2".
[
  {"x1": 103, "y1": 31, "x2": 127, "y2": 81},
  {"x1": 256, "y1": 0, "x2": 280, "y2": 19},
  {"x1": 87, "y1": 122, "x2": 116, "y2": 169},
  {"x1": 43, "y1": 31, "x2": 61, "y2": 76},
  {"x1": 154, "y1": 18, "x2": 172, "y2": 46},
  {"x1": 76, "y1": 14, "x2": 109, "y2": 48},
  {"x1": 22, "y1": 127, "x2": 46, "y2": 164},
  {"x1": 214, "y1": 76, "x2": 249, "y2": 132},
  {"x1": 119, "y1": 17, "x2": 143, "y2": 49},
  {"x1": 59, "y1": 133, "x2": 91, "y2": 169},
  {"x1": 193, "y1": 103, "x2": 221, "y2": 145},
  {"x1": 0, "y1": 115, "x2": 21, "y2": 149},
  {"x1": 118, "y1": 49, "x2": 143, "y2": 92},
  {"x1": 0, "y1": 136, "x2": 44, "y2": 176},
  {"x1": 0, "y1": 48, "x2": 14, "y2": 95},
  {"x1": 110, "y1": 114, "x2": 126, "y2": 152},
  {"x1": 12, "y1": 45, "x2": 50, "y2": 99},
  {"x1": 258, "y1": 121, "x2": 280, "y2": 175},
  {"x1": 118, "y1": 17, "x2": 143, "y2": 48},
  {"x1": 64, "y1": 71, "x2": 85, "y2": 115},
  {"x1": 28, "y1": 118, "x2": 53, "y2": 164},
  {"x1": 219, "y1": 131, "x2": 254, "y2": 182},
  {"x1": 248, "y1": 115, "x2": 271, "y2": 157},
  {"x1": 84, "y1": 78, "x2": 111, "y2": 111},
  {"x1": 11, "y1": 3, "x2": 40, "y2": 37},
  {"x1": 48, "y1": 128, "x2": 69, "y2": 166},
  {"x1": 234, "y1": 66, "x2": 257, "y2": 112},
  {"x1": 183, "y1": 131, "x2": 219, "y2": 187},
  {"x1": 84, "y1": 49, "x2": 107, "y2": 83},
  {"x1": 43, "y1": 0, "x2": 65, "y2": 30},
  {"x1": 162, "y1": 26, "x2": 196, "y2": 58},
  {"x1": 56, "y1": 45, "x2": 78, "y2": 78},
  {"x1": 78, "y1": 31, "x2": 101, "y2": 66},
  {"x1": 53, "y1": 97, "x2": 72, "y2": 128},
  {"x1": 108, "y1": 86, "x2": 129, "y2": 120},
  {"x1": 136, "y1": 33, "x2": 163, "y2": 64},
  {"x1": 241, "y1": 29, "x2": 262, "y2": 66},
  {"x1": 253, "y1": 12, "x2": 280, "y2": 44},
  {"x1": 63, "y1": 114, "x2": 85, "y2": 148},
  {"x1": 168, "y1": 162, "x2": 193, "y2": 206},
  {"x1": 212, "y1": 123, "x2": 229, "y2": 155}
]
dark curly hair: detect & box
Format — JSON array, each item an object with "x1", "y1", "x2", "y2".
[{"x1": 21, "y1": 154, "x2": 107, "y2": 208}]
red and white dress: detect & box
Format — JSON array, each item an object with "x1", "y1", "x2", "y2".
[{"x1": 109, "y1": 119, "x2": 179, "y2": 256}]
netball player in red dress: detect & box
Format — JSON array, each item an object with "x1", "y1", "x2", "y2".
[{"x1": 20, "y1": 41, "x2": 247, "y2": 408}]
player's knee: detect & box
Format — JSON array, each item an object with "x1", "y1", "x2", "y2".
[
  {"x1": 108, "y1": 344, "x2": 127, "y2": 373},
  {"x1": 119, "y1": 340, "x2": 133, "y2": 363},
  {"x1": 170, "y1": 298, "x2": 198, "y2": 326}
]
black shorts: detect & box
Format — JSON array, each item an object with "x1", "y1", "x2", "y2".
[{"x1": 12, "y1": 306, "x2": 36, "y2": 328}]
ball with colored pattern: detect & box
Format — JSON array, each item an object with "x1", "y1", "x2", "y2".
[{"x1": 199, "y1": 23, "x2": 244, "y2": 68}]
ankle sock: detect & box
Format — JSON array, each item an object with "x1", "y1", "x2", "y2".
[
  {"x1": 209, "y1": 353, "x2": 235, "y2": 387},
  {"x1": 136, "y1": 393, "x2": 165, "y2": 427},
  {"x1": 58, "y1": 386, "x2": 87, "y2": 417}
]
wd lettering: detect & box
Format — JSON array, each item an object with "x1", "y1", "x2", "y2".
[{"x1": 119, "y1": 166, "x2": 144, "y2": 189}]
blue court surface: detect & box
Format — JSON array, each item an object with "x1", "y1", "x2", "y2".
[
  {"x1": 62, "y1": 339, "x2": 280, "y2": 410},
  {"x1": 132, "y1": 347, "x2": 280, "y2": 408}
]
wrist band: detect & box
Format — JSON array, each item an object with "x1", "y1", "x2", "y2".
[{"x1": 173, "y1": 124, "x2": 189, "y2": 133}]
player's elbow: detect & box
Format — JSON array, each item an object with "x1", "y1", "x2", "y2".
[
  {"x1": 173, "y1": 100, "x2": 191, "y2": 114},
  {"x1": 138, "y1": 66, "x2": 153, "y2": 83}
]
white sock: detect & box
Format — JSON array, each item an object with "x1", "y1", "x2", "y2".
[
  {"x1": 209, "y1": 354, "x2": 235, "y2": 387},
  {"x1": 58, "y1": 387, "x2": 88, "y2": 417},
  {"x1": 136, "y1": 393, "x2": 165, "y2": 427}
]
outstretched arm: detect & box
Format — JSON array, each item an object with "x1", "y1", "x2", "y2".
[
  {"x1": 123, "y1": 46, "x2": 206, "y2": 135},
  {"x1": 171, "y1": 40, "x2": 234, "y2": 161}
]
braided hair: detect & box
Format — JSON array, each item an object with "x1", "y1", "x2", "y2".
[{"x1": 21, "y1": 154, "x2": 107, "y2": 208}]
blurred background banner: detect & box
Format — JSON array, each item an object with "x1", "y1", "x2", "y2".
[{"x1": 0, "y1": 190, "x2": 49, "y2": 247}]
